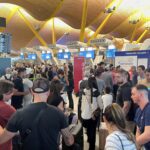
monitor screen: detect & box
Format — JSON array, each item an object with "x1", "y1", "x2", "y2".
[
  {"x1": 106, "y1": 49, "x2": 116, "y2": 58},
  {"x1": 41, "y1": 53, "x2": 52, "y2": 60},
  {"x1": 85, "y1": 50, "x2": 95, "y2": 59},
  {"x1": 57, "y1": 52, "x2": 63, "y2": 60},
  {"x1": 79, "y1": 51, "x2": 86, "y2": 57},
  {"x1": 28, "y1": 54, "x2": 37, "y2": 60},
  {"x1": 63, "y1": 52, "x2": 71, "y2": 59},
  {"x1": 57, "y1": 52, "x2": 71, "y2": 60},
  {"x1": 20, "y1": 54, "x2": 24, "y2": 59}
]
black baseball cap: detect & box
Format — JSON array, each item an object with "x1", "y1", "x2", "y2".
[{"x1": 32, "y1": 78, "x2": 50, "y2": 93}]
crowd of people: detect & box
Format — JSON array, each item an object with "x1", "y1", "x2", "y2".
[{"x1": 0, "y1": 61, "x2": 150, "y2": 150}]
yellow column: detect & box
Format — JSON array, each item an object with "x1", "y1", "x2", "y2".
[
  {"x1": 27, "y1": 0, "x2": 65, "y2": 45},
  {"x1": 136, "y1": 29, "x2": 149, "y2": 43},
  {"x1": 50, "y1": 0, "x2": 65, "y2": 18},
  {"x1": 52, "y1": 18, "x2": 56, "y2": 44},
  {"x1": 130, "y1": 23, "x2": 139, "y2": 43},
  {"x1": 18, "y1": 9, "x2": 58, "y2": 64},
  {"x1": 80, "y1": 0, "x2": 88, "y2": 42},
  {"x1": 6, "y1": 7, "x2": 19, "y2": 25},
  {"x1": 88, "y1": 0, "x2": 122, "y2": 44},
  {"x1": 18, "y1": 8, "x2": 48, "y2": 47}
]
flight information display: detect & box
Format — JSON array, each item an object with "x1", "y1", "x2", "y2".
[
  {"x1": 27, "y1": 54, "x2": 37, "y2": 60},
  {"x1": 41, "y1": 53, "x2": 52, "y2": 60}
]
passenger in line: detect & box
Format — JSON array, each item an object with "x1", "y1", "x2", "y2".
[
  {"x1": 104, "y1": 103, "x2": 137, "y2": 150},
  {"x1": 0, "y1": 78, "x2": 74, "y2": 150}
]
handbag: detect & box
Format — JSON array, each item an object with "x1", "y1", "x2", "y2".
[
  {"x1": 115, "y1": 134, "x2": 124, "y2": 150},
  {"x1": 92, "y1": 107, "x2": 101, "y2": 118}
]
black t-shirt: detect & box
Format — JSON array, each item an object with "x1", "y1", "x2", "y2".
[
  {"x1": 6, "y1": 102, "x2": 68, "y2": 150},
  {"x1": 116, "y1": 82, "x2": 132, "y2": 107},
  {"x1": 11, "y1": 76, "x2": 24, "y2": 109},
  {"x1": 116, "y1": 82, "x2": 137, "y2": 121}
]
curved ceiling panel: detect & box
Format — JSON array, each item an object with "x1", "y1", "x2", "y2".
[
  {"x1": 0, "y1": 0, "x2": 61, "y2": 20},
  {"x1": 0, "y1": 0, "x2": 149, "y2": 50}
]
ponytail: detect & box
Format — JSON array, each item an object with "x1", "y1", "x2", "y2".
[
  {"x1": 116, "y1": 125, "x2": 138, "y2": 149},
  {"x1": 104, "y1": 103, "x2": 138, "y2": 149}
]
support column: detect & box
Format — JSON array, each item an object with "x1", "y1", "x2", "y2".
[
  {"x1": 130, "y1": 23, "x2": 139, "y2": 43},
  {"x1": 136, "y1": 29, "x2": 149, "y2": 43},
  {"x1": 52, "y1": 18, "x2": 56, "y2": 44},
  {"x1": 80, "y1": 0, "x2": 88, "y2": 42},
  {"x1": 18, "y1": 8, "x2": 48, "y2": 46},
  {"x1": 88, "y1": 0, "x2": 123, "y2": 44}
]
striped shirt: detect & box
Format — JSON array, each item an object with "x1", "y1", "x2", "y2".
[{"x1": 105, "y1": 131, "x2": 137, "y2": 150}]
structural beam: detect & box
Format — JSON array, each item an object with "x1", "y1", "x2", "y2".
[
  {"x1": 27, "y1": 0, "x2": 65, "y2": 45},
  {"x1": 49, "y1": 0, "x2": 65, "y2": 19},
  {"x1": 80, "y1": 0, "x2": 88, "y2": 42},
  {"x1": 88, "y1": 0, "x2": 123, "y2": 44},
  {"x1": 88, "y1": 0, "x2": 117, "y2": 26},
  {"x1": 130, "y1": 23, "x2": 139, "y2": 43},
  {"x1": 136, "y1": 29, "x2": 149, "y2": 43},
  {"x1": 18, "y1": 8, "x2": 48, "y2": 46},
  {"x1": 18, "y1": 9, "x2": 58, "y2": 64},
  {"x1": 52, "y1": 18, "x2": 56, "y2": 44}
]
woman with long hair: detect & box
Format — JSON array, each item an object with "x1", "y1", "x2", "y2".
[
  {"x1": 81, "y1": 76, "x2": 103, "y2": 150},
  {"x1": 103, "y1": 103, "x2": 137, "y2": 150}
]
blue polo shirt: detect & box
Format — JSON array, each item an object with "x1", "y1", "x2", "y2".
[{"x1": 135, "y1": 102, "x2": 150, "y2": 150}]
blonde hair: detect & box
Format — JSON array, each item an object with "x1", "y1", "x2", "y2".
[{"x1": 104, "y1": 103, "x2": 137, "y2": 148}]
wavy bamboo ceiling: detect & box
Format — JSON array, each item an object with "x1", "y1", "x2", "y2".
[{"x1": 0, "y1": 0, "x2": 150, "y2": 50}]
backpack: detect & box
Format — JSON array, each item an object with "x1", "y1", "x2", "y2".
[{"x1": 4, "y1": 75, "x2": 13, "y2": 81}]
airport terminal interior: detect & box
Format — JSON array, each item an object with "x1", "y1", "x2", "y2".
[{"x1": 0, "y1": 0, "x2": 150, "y2": 150}]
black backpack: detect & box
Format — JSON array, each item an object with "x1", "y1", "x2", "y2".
[{"x1": 4, "y1": 75, "x2": 13, "y2": 81}]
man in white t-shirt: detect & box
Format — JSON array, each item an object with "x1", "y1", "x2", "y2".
[
  {"x1": 102, "y1": 87, "x2": 113, "y2": 112},
  {"x1": 23, "y1": 68, "x2": 33, "y2": 106}
]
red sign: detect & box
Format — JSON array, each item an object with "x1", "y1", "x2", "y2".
[{"x1": 74, "y1": 57, "x2": 85, "y2": 94}]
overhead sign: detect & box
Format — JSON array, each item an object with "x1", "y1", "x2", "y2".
[
  {"x1": 67, "y1": 41, "x2": 86, "y2": 49},
  {"x1": 90, "y1": 38, "x2": 112, "y2": 47},
  {"x1": 48, "y1": 44, "x2": 59, "y2": 50}
]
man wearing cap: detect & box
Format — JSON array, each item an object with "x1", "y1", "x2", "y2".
[{"x1": 0, "y1": 78, "x2": 74, "y2": 150}]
